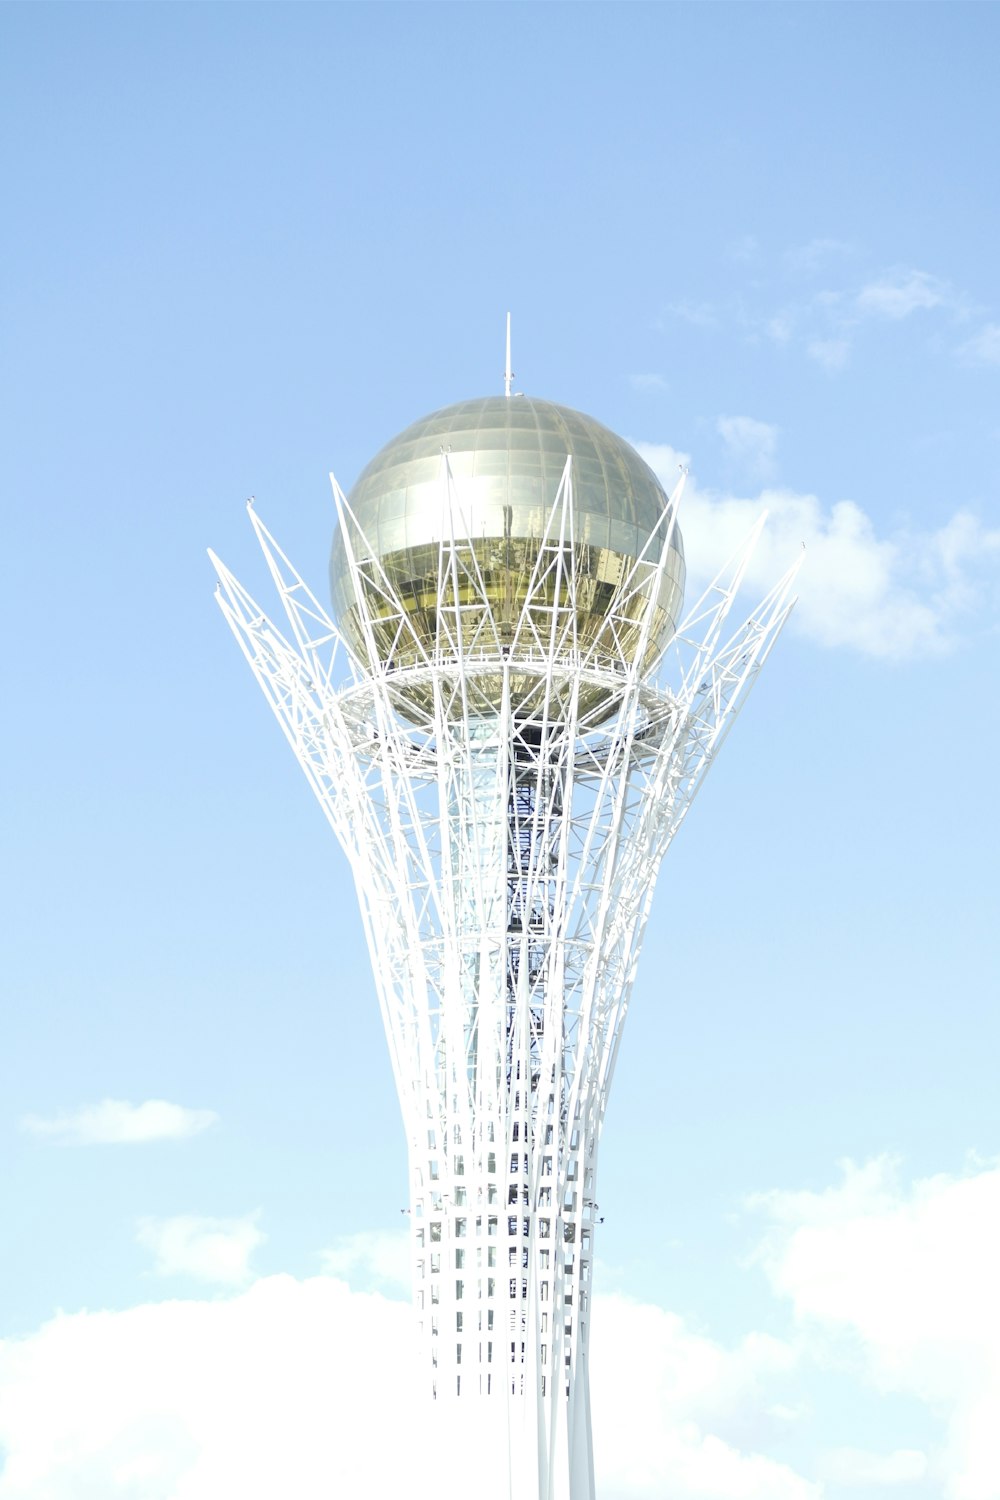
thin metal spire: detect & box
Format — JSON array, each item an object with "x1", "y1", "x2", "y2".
[{"x1": 504, "y1": 311, "x2": 513, "y2": 397}]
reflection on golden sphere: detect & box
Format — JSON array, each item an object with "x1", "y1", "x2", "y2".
[{"x1": 330, "y1": 396, "x2": 684, "y2": 720}]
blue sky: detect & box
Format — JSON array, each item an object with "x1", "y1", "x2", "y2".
[{"x1": 2, "y1": 4, "x2": 999, "y2": 1497}]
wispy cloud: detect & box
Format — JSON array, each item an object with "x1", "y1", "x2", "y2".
[
  {"x1": 959, "y1": 322, "x2": 1000, "y2": 365},
  {"x1": 855, "y1": 268, "x2": 951, "y2": 320},
  {"x1": 629, "y1": 372, "x2": 669, "y2": 393},
  {"x1": 783, "y1": 237, "x2": 856, "y2": 276},
  {"x1": 137, "y1": 1212, "x2": 264, "y2": 1286},
  {"x1": 793, "y1": 266, "x2": 958, "y2": 369},
  {"x1": 765, "y1": 311, "x2": 796, "y2": 345},
  {"x1": 806, "y1": 337, "x2": 850, "y2": 371},
  {"x1": 726, "y1": 233, "x2": 760, "y2": 264},
  {"x1": 661, "y1": 299, "x2": 719, "y2": 330},
  {"x1": 321, "y1": 1229, "x2": 410, "y2": 1293},
  {"x1": 20, "y1": 1098, "x2": 219, "y2": 1145},
  {"x1": 666, "y1": 254, "x2": 991, "y2": 376},
  {"x1": 817, "y1": 1446, "x2": 928, "y2": 1487},
  {"x1": 716, "y1": 415, "x2": 778, "y2": 481},
  {"x1": 637, "y1": 442, "x2": 1000, "y2": 659}
]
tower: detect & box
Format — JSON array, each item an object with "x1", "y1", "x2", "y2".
[{"x1": 210, "y1": 369, "x2": 797, "y2": 1500}]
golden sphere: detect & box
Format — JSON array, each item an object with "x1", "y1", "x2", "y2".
[{"x1": 330, "y1": 396, "x2": 684, "y2": 719}]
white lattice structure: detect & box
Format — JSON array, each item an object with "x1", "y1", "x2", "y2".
[{"x1": 210, "y1": 406, "x2": 797, "y2": 1500}]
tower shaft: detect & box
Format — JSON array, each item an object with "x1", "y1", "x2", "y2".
[{"x1": 210, "y1": 466, "x2": 798, "y2": 1500}]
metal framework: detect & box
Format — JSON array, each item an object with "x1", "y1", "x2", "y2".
[{"x1": 210, "y1": 460, "x2": 798, "y2": 1500}]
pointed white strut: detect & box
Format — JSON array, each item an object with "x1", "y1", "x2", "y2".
[{"x1": 210, "y1": 470, "x2": 799, "y2": 1500}]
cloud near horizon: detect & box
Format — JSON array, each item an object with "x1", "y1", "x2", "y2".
[
  {"x1": 320, "y1": 1228, "x2": 411, "y2": 1293},
  {"x1": 0, "y1": 1274, "x2": 816, "y2": 1500},
  {"x1": 4, "y1": 1154, "x2": 998, "y2": 1499},
  {"x1": 751, "y1": 1155, "x2": 1000, "y2": 1500},
  {"x1": 817, "y1": 1445, "x2": 928, "y2": 1487},
  {"x1": 19, "y1": 1099, "x2": 219, "y2": 1145},
  {"x1": 637, "y1": 442, "x2": 1000, "y2": 659},
  {"x1": 137, "y1": 1213, "x2": 265, "y2": 1287}
]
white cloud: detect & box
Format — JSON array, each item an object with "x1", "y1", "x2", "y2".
[
  {"x1": 726, "y1": 234, "x2": 760, "y2": 264},
  {"x1": 959, "y1": 323, "x2": 1000, "y2": 365},
  {"x1": 766, "y1": 311, "x2": 796, "y2": 345},
  {"x1": 10, "y1": 1151, "x2": 1000, "y2": 1500},
  {"x1": 320, "y1": 1228, "x2": 410, "y2": 1293},
  {"x1": 137, "y1": 1213, "x2": 264, "y2": 1286},
  {"x1": 667, "y1": 256, "x2": 981, "y2": 372},
  {"x1": 784, "y1": 238, "x2": 856, "y2": 276},
  {"x1": 663, "y1": 299, "x2": 719, "y2": 329},
  {"x1": 20, "y1": 1099, "x2": 219, "y2": 1145},
  {"x1": 818, "y1": 1445, "x2": 928, "y2": 1486},
  {"x1": 856, "y1": 269, "x2": 950, "y2": 320},
  {"x1": 751, "y1": 1155, "x2": 1000, "y2": 1500},
  {"x1": 592, "y1": 1297, "x2": 815, "y2": 1500},
  {"x1": 716, "y1": 416, "x2": 778, "y2": 480},
  {"x1": 806, "y1": 337, "x2": 850, "y2": 371},
  {"x1": 629, "y1": 372, "x2": 669, "y2": 393},
  {"x1": 637, "y1": 443, "x2": 1000, "y2": 658},
  {"x1": 0, "y1": 1276, "x2": 414, "y2": 1500},
  {"x1": 0, "y1": 1275, "x2": 817, "y2": 1500}
]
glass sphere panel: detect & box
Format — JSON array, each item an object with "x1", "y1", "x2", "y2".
[{"x1": 329, "y1": 396, "x2": 685, "y2": 710}]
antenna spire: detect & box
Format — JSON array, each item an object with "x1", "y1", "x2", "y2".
[{"x1": 504, "y1": 312, "x2": 514, "y2": 397}]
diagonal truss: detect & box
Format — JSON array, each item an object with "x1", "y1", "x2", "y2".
[{"x1": 210, "y1": 469, "x2": 799, "y2": 1500}]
